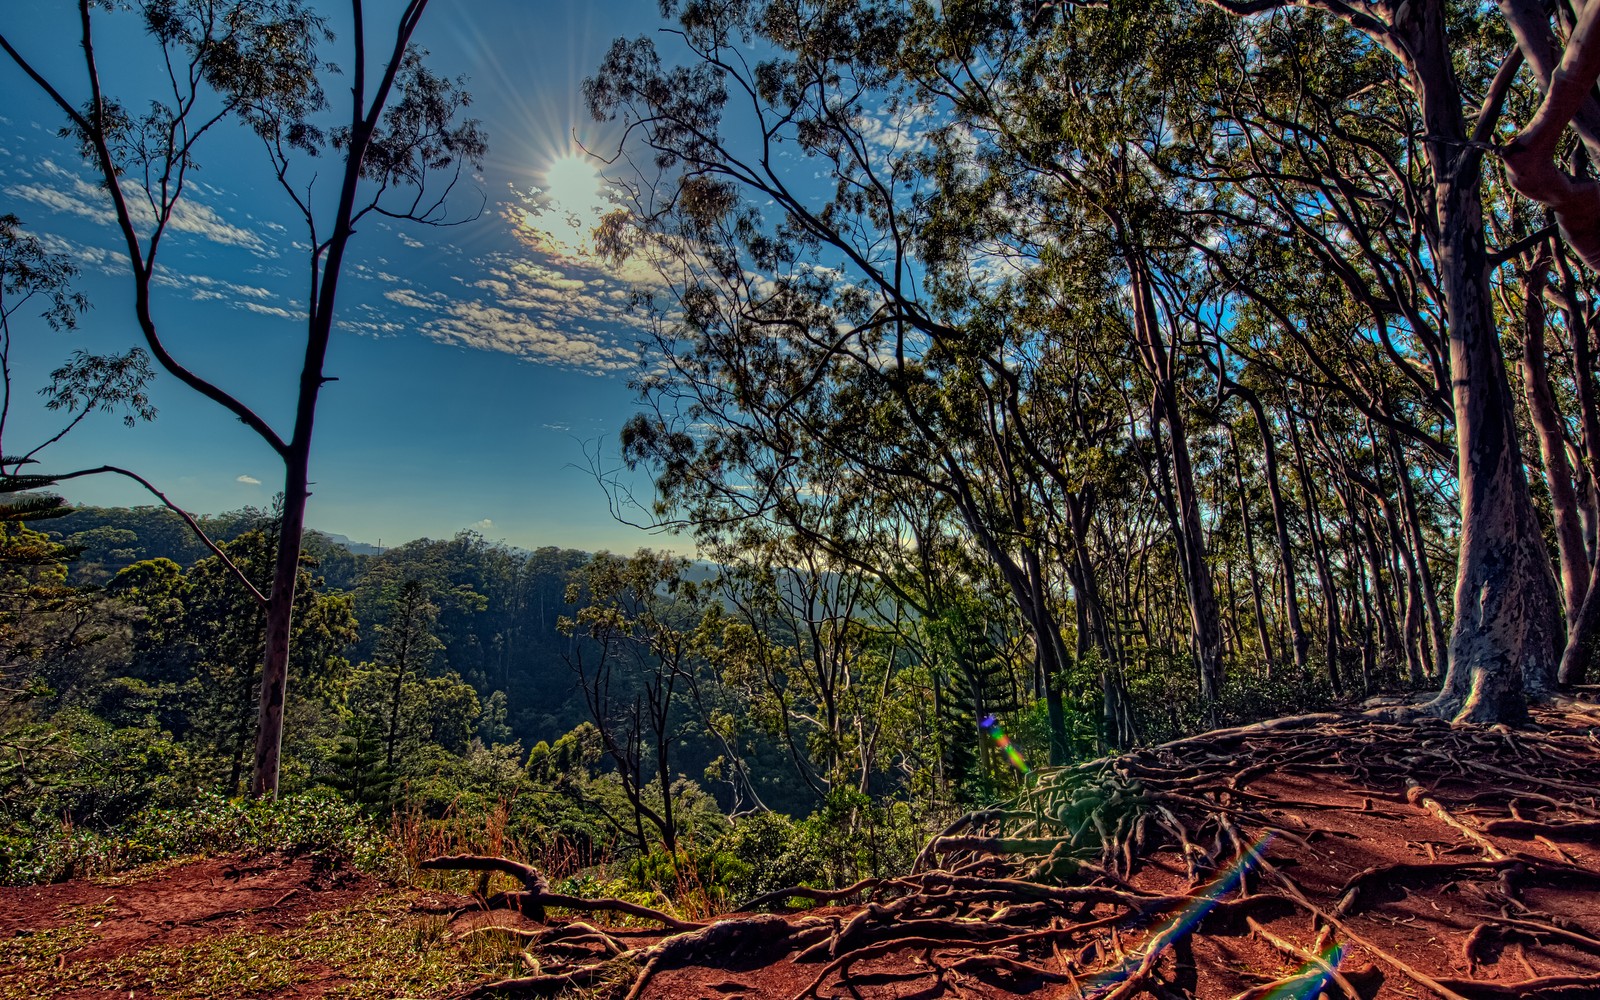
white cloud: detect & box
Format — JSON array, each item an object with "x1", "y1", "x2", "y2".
[
  {"x1": 421, "y1": 297, "x2": 639, "y2": 373},
  {"x1": 468, "y1": 518, "x2": 494, "y2": 532},
  {"x1": 7, "y1": 166, "x2": 270, "y2": 253},
  {"x1": 240, "y1": 301, "x2": 299, "y2": 320},
  {"x1": 384, "y1": 287, "x2": 445, "y2": 311},
  {"x1": 236, "y1": 474, "x2": 262, "y2": 485}
]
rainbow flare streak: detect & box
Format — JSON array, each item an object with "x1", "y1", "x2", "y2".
[
  {"x1": 1084, "y1": 833, "x2": 1279, "y2": 998},
  {"x1": 979, "y1": 714, "x2": 1030, "y2": 774},
  {"x1": 1258, "y1": 943, "x2": 1347, "y2": 999}
]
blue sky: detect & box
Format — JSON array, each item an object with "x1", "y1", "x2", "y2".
[{"x1": 0, "y1": 0, "x2": 682, "y2": 553}]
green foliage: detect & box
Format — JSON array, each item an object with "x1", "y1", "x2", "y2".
[
  {"x1": 318, "y1": 716, "x2": 395, "y2": 810},
  {"x1": 1, "y1": 709, "x2": 194, "y2": 836},
  {"x1": 707, "y1": 811, "x2": 823, "y2": 903},
  {"x1": 0, "y1": 789, "x2": 398, "y2": 886},
  {"x1": 1133, "y1": 665, "x2": 1336, "y2": 746},
  {"x1": 792, "y1": 788, "x2": 928, "y2": 888}
]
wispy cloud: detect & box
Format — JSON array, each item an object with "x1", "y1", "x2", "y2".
[
  {"x1": 417, "y1": 297, "x2": 639, "y2": 373},
  {"x1": 236, "y1": 474, "x2": 261, "y2": 485},
  {"x1": 374, "y1": 207, "x2": 654, "y2": 373},
  {"x1": 9, "y1": 161, "x2": 271, "y2": 253},
  {"x1": 468, "y1": 517, "x2": 494, "y2": 532},
  {"x1": 240, "y1": 301, "x2": 299, "y2": 320},
  {"x1": 384, "y1": 287, "x2": 446, "y2": 311}
]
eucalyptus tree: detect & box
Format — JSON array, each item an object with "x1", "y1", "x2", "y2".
[
  {"x1": 911, "y1": 0, "x2": 1239, "y2": 705},
  {"x1": 591, "y1": 0, "x2": 1600, "y2": 727},
  {"x1": 0, "y1": 1, "x2": 486, "y2": 794},
  {"x1": 560, "y1": 550, "x2": 709, "y2": 855},
  {"x1": 994, "y1": 0, "x2": 1584, "y2": 719},
  {"x1": 589, "y1": 0, "x2": 1170, "y2": 757},
  {"x1": 1187, "y1": 0, "x2": 1578, "y2": 722},
  {"x1": 1535, "y1": 242, "x2": 1600, "y2": 685}
]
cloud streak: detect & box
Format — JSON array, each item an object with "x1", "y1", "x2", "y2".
[{"x1": 9, "y1": 161, "x2": 271, "y2": 253}]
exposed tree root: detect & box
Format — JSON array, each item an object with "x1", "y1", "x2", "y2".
[
  {"x1": 447, "y1": 706, "x2": 1600, "y2": 999},
  {"x1": 734, "y1": 877, "x2": 882, "y2": 913}
]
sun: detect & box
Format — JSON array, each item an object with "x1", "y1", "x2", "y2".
[
  {"x1": 509, "y1": 148, "x2": 637, "y2": 268},
  {"x1": 534, "y1": 152, "x2": 609, "y2": 252}
]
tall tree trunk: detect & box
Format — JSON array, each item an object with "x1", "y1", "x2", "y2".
[
  {"x1": 1358, "y1": 505, "x2": 1405, "y2": 677},
  {"x1": 252, "y1": 458, "x2": 309, "y2": 796},
  {"x1": 1390, "y1": 432, "x2": 1449, "y2": 673},
  {"x1": 1383, "y1": 490, "x2": 1430, "y2": 683},
  {"x1": 1520, "y1": 255, "x2": 1588, "y2": 625},
  {"x1": 1240, "y1": 389, "x2": 1309, "y2": 669},
  {"x1": 1553, "y1": 247, "x2": 1600, "y2": 684},
  {"x1": 1229, "y1": 435, "x2": 1275, "y2": 674},
  {"x1": 1288, "y1": 407, "x2": 1343, "y2": 694},
  {"x1": 1124, "y1": 241, "x2": 1223, "y2": 703},
  {"x1": 1407, "y1": 0, "x2": 1561, "y2": 722}
]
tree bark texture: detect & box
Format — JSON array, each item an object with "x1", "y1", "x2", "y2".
[{"x1": 1406, "y1": 0, "x2": 1562, "y2": 722}]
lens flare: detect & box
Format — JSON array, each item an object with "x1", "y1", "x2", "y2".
[
  {"x1": 980, "y1": 714, "x2": 1030, "y2": 774},
  {"x1": 1259, "y1": 943, "x2": 1347, "y2": 999},
  {"x1": 1084, "y1": 833, "x2": 1278, "y2": 998}
]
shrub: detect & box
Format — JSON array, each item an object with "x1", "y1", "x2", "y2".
[{"x1": 0, "y1": 789, "x2": 399, "y2": 885}]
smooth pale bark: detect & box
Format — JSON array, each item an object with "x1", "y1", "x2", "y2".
[
  {"x1": 1552, "y1": 250, "x2": 1600, "y2": 684},
  {"x1": 1409, "y1": 0, "x2": 1562, "y2": 719},
  {"x1": 1519, "y1": 256, "x2": 1589, "y2": 626},
  {"x1": 1501, "y1": 0, "x2": 1600, "y2": 268}
]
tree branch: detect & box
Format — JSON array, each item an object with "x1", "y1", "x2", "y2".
[{"x1": 44, "y1": 465, "x2": 268, "y2": 606}]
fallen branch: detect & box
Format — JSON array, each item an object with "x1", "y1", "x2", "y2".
[
  {"x1": 1246, "y1": 917, "x2": 1361, "y2": 1000},
  {"x1": 1432, "y1": 972, "x2": 1600, "y2": 998}
]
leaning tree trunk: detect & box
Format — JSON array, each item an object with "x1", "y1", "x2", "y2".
[
  {"x1": 1389, "y1": 432, "x2": 1449, "y2": 673},
  {"x1": 1288, "y1": 407, "x2": 1343, "y2": 695},
  {"x1": 1552, "y1": 246, "x2": 1600, "y2": 684},
  {"x1": 1240, "y1": 389, "x2": 1309, "y2": 670},
  {"x1": 1229, "y1": 436, "x2": 1276, "y2": 672}
]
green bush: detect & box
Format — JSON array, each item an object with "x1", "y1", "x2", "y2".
[
  {"x1": 0, "y1": 789, "x2": 399, "y2": 886},
  {"x1": 710, "y1": 811, "x2": 824, "y2": 903}
]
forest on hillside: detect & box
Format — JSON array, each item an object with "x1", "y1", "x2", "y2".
[{"x1": 5, "y1": 0, "x2": 1600, "y2": 951}]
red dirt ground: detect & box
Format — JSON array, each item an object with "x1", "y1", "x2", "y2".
[
  {"x1": 5, "y1": 703, "x2": 1600, "y2": 1000},
  {"x1": 0, "y1": 852, "x2": 403, "y2": 999}
]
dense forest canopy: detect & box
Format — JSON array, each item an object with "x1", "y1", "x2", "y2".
[{"x1": 4, "y1": 0, "x2": 1600, "y2": 912}]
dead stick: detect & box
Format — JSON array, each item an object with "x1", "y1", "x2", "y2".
[
  {"x1": 1405, "y1": 781, "x2": 1506, "y2": 860},
  {"x1": 420, "y1": 854, "x2": 550, "y2": 892}
]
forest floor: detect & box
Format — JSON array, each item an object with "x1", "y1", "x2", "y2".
[{"x1": 5, "y1": 701, "x2": 1600, "y2": 1000}]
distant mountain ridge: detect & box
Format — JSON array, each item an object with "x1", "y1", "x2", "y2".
[{"x1": 304, "y1": 530, "x2": 383, "y2": 556}]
